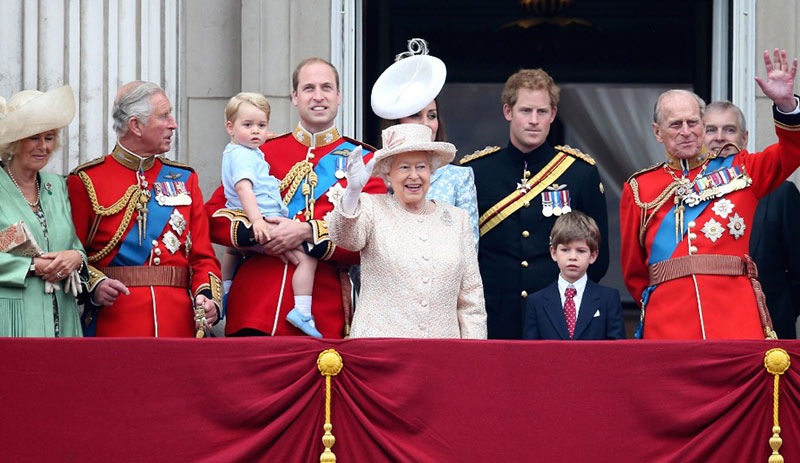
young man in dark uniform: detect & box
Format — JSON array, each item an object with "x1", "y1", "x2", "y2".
[{"x1": 461, "y1": 68, "x2": 608, "y2": 339}]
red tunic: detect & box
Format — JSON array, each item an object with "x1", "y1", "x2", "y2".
[
  {"x1": 620, "y1": 110, "x2": 800, "y2": 339},
  {"x1": 68, "y1": 146, "x2": 222, "y2": 337},
  {"x1": 205, "y1": 126, "x2": 387, "y2": 338}
]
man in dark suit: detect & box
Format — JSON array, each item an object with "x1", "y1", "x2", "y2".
[
  {"x1": 462, "y1": 68, "x2": 609, "y2": 340},
  {"x1": 523, "y1": 211, "x2": 625, "y2": 340},
  {"x1": 704, "y1": 100, "x2": 800, "y2": 338}
]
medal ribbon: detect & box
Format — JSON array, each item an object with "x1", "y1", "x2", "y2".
[
  {"x1": 648, "y1": 155, "x2": 733, "y2": 265},
  {"x1": 111, "y1": 164, "x2": 188, "y2": 266},
  {"x1": 479, "y1": 153, "x2": 574, "y2": 236}
]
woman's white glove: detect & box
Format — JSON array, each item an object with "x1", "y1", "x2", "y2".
[
  {"x1": 44, "y1": 281, "x2": 60, "y2": 294},
  {"x1": 41, "y1": 271, "x2": 81, "y2": 297},
  {"x1": 63, "y1": 270, "x2": 83, "y2": 297},
  {"x1": 340, "y1": 146, "x2": 374, "y2": 215}
]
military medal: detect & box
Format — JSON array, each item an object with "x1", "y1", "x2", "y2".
[
  {"x1": 541, "y1": 191, "x2": 553, "y2": 217},
  {"x1": 335, "y1": 155, "x2": 346, "y2": 179},
  {"x1": 517, "y1": 163, "x2": 531, "y2": 192},
  {"x1": 553, "y1": 188, "x2": 566, "y2": 216},
  {"x1": 693, "y1": 165, "x2": 751, "y2": 203},
  {"x1": 727, "y1": 212, "x2": 746, "y2": 239},
  {"x1": 184, "y1": 231, "x2": 193, "y2": 258},
  {"x1": 162, "y1": 230, "x2": 181, "y2": 254},
  {"x1": 169, "y1": 209, "x2": 186, "y2": 236},
  {"x1": 561, "y1": 190, "x2": 572, "y2": 214},
  {"x1": 154, "y1": 181, "x2": 192, "y2": 206},
  {"x1": 543, "y1": 184, "x2": 569, "y2": 217}
]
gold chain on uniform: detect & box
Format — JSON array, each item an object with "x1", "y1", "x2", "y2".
[
  {"x1": 78, "y1": 171, "x2": 143, "y2": 263},
  {"x1": 279, "y1": 159, "x2": 319, "y2": 219},
  {"x1": 629, "y1": 176, "x2": 681, "y2": 247}
]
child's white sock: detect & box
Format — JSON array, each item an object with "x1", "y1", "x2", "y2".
[
  {"x1": 294, "y1": 295, "x2": 313, "y2": 319},
  {"x1": 223, "y1": 279, "x2": 233, "y2": 294}
]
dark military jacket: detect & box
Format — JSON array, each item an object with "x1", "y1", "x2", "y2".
[{"x1": 463, "y1": 141, "x2": 609, "y2": 339}]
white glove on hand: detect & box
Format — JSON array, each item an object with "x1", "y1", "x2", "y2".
[
  {"x1": 63, "y1": 270, "x2": 83, "y2": 297},
  {"x1": 341, "y1": 146, "x2": 375, "y2": 215}
]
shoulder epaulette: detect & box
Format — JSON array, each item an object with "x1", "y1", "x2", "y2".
[
  {"x1": 459, "y1": 146, "x2": 501, "y2": 165},
  {"x1": 556, "y1": 145, "x2": 595, "y2": 165},
  {"x1": 626, "y1": 163, "x2": 663, "y2": 183},
  {"x1": 160, "y1": 157, "x2": 195, "y2": 173},
  {"x1": 342, "y1": 136, "x2": 377, "y2": 153},
  {"x1": 70, "y1": 156, "x2": 106, "y2": 175}
]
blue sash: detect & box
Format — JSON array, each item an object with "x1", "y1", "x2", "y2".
[
  {"x1": 648, "y1": 155, "x2": 734, "y2": 265},
  {"x1": 637, "y1": 155, "x2": 734, "y2": 338},
  {"x1": 110, "y1": 164, "x2": 190, "y2": 266},
  {"x1": 286, "y1": 141, "x2": 368, "y2": 217}
]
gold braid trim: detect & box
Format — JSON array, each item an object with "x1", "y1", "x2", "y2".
[
  {"x1": 459, "y1": 145, "x2": 500, "y2": 165},
  {"x1": 627, "y1": 172, "x2": 680, "y2": 247},
  {"x1": 208, "y1": 272, "x2": 223, "y2": 307},
  {"x1": 86, "y1": 265, "x2": 107, "y2": 292},
  {"x1": 308, "y1": 219, "x2": 329, "y2": 245},
  {"x1": 78, "y1": 171, "x2": 142, "y2": 263},
  {"x1": 556, "y1": 145, "x2": 596, "y2": 165},
  {"x1": 280, "y1": 160, "x2": 314, "y2": 206}
]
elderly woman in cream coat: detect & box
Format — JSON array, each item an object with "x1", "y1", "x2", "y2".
[{"x1": 329, "y1": 123, "x2": 486, "y2": 339}]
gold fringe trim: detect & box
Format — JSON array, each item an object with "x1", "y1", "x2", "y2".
[
  {"x1": 318, "y1": 349, "x2": 343, "y2": 462},
  {"x1": 764, "y1": 348, "x2": 790, "y2": 463}
]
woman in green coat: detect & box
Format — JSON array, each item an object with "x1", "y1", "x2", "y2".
[{"x1": 0, "y1": 85, "x2": 86, "y2": 337}]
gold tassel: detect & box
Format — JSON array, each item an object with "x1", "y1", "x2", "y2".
[
  {"x1": 764, "y1": 348, "x2": 790, "y2": 463},
  {"x1": 318, "y1": 349, "x2": 343, "y2": 462}
]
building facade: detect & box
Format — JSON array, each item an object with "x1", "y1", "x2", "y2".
[{"x1": 1, "y1": 0, "x2": 797, "y2": 196}]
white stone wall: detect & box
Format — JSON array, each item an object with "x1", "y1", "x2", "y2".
[
  {"x1": 4, "y1": 1, "x2": 798, "y2": 191},
  {"x1": 755, "y1": 1, "x2": 800, "y2": 148},
  {"x1": 0, "y1": 0, "x2": 181, "y2": 175}
]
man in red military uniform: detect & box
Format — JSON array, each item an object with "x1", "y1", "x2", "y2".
[
  {"x1": 68, "y1": 81, "x2": 222, "y2": 337},
  {"x1": 205, "y1": 57, "x2": 387, "y2": 337},
  {"x1": 620, "y1": 49, "x2": 800, "y2": 339}
]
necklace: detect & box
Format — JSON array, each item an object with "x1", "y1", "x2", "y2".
[
  {"x1": 5, "y1": 166, "x2": 40, "y2": 208},
  {"x1": 394, "y1": 195, "x2": 431, "y2": 215}
]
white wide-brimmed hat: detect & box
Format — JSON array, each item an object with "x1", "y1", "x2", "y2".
[
  {"x1": 0, "y1": 85, "x2": 76, "y2": 145},
  {"x1": 371, "y1": 38, "x2": 447, "y2": 120},
  {"x1": 374, "y1": 124, "x2": 455, "y2": 173}
]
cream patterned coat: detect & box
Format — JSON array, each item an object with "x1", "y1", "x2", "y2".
[{"x1": 329, "y1": 194, "x2": 487, "y2": 339}]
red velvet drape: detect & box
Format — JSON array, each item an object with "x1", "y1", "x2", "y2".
[{"x1": 2, "y1": 338, "x2": 798, "y2": 462}]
